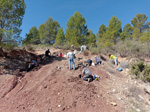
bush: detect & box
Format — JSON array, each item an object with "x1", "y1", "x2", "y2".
[
  {"x1": 143, "y1": 66, "x2": 150, "y2": 82},
  {"x1": 96, "y1": 43, "x2": 115, "y2": 55},
  {"x1": 61, "y1": 43, "x2": 71, "y2": 50},
  {"x1": 26, "y1": 45, "x2": 35, "y2": 52},
  {"x1": 130, "y1": 60, "x2": 150, "y2": 82},
  {"x1": 2, "y1": 43, "x2": 15, "y2": 51},
  {"x1": 130, "y1": 61, "x2": 145, "y2": 77},
  {"x1": 115, "y1": 40, "x2": 132, "y2": 57},
  {"x1": 115, "y1": 40, "x2": 150, "y2": 58},
  {"x1": 89, "y1": 46, "x2": 99, "y2": 54}
]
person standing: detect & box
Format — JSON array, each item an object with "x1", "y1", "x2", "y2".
[{"x1": 67, "y1": 49, "x2": 75, "y2": 70}]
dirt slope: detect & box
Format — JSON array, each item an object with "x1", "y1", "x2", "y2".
[
  {"x1": 0, "y1": 48, "x2": 150, "y2": 112},
  {"x1": 0, "y1": 60, "x2": 119, "y2": 112}
]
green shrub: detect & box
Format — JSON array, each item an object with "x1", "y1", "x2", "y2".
[
  {"x1": 114, "y1": 40, "x2": 150, "y2": 58},
  {"x1": 89, "y1": 45, "x2": 99, "y2": 54},
  {"x1": 115, "y1": 40, "x2": 132, "y2": 57},
  {"x1": 96, "y1": 43, "x2": 115, "y2": 55},
  {"x1": 2, "y1": 43, "x2": 15, "y2": 51},
  {"x1": 143, "y1": 66, "x2": 150, "y2": 82},
  {"x1": 130, "y1": 61, "x2": 145, "y2": 77},
  {"x1": 61, "y1": 43, "x2": 71, "y2": 50},
  {"x1": 130, "y1": 60, "x2": 150, "y2": 82}
]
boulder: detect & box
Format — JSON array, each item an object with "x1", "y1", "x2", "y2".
[{"x1": 119, "y1": 62, "x2": 129, "y2": 69}]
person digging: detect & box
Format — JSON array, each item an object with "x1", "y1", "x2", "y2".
[{"x1": 79, "y1": 66, "x2": 93, "y2": 82}]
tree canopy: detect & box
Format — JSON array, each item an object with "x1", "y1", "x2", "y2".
[
  {"x1": 131, "y1": 13, "x2": 150, "y2": 33},
  {"x1": 86, "y1": 29, "x2": 96, "y2": 45},
  {"x1": 120, "y1": 23, "x2": 133, "y2": 40},
  {"x1": 65, "y1": 12, "x2": 88, "y2": 47},
  {"x1": 54, "y1": 28, "x2": 65, "y2": 46},
  {"x1": 97, "y1": 16, "x2": 121, "y2": 46},
  {"x1": 22, "y1": 26, "x2": 40, "y2": 45},
  {"x1": 0, "y1": 0, "x2": 26, "y2": 44},
  {"x1": 42, "y1": 17, "x2": 60, "y2": 44}
]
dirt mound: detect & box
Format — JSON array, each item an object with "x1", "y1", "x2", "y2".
[
  {"x1": 6, "y1": 49, "x2": 28, "y2": 59},
  {"x1": 0, "y1": 55, "x2": 119, "y2": 112},
  {"x1": 1, "y1": 48, "x2": 149, "y2": 112},
  {"x1": 0, "y1": 49, "x2": 39, "y2": 75}
]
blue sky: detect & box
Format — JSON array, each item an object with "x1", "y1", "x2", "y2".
[{"x1": 21, "y1": 0, "x2": 150, "y2": 38}]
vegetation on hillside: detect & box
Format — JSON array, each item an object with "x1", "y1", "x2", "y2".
[
  {"x1": 0, "y1": 0, "x2": 26, "y2": 46},
  {"x1": 130, "y1": 60, "x2": 150, "y2": 82}
]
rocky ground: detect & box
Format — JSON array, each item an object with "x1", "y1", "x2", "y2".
[{"x1": 0, "y1": 48, "x2": 150, "y2": 112}]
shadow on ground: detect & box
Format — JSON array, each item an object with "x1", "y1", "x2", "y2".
[{"x1": 0, "y1": 49, "x2": 67, "y2": 76}]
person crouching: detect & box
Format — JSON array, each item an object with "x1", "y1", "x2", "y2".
[{"x1": 79, "y1": 66, "x2": 93, "y2": 82}]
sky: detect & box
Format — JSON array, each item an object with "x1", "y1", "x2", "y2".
[{"x1": 21, "y1": 0, "x2": 150, "y2": 38}]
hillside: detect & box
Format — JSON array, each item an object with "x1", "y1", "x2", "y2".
[{"x1": 0, "y1": 48, "x2": 150, "y2": 112}]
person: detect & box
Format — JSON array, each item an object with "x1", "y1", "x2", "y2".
[
  {"x1": 80, "y1": 45, "x2": 87, "y2": 54},
  {"x1": 86, "y1": 59, "x2": 92, "y2": 66},
  {"x1": 80, "y1": 45, "x2": 84, "y2": 54},
  {"x1": 27, "y1": 59, "x2": 38, "y2": 72},
  {"x1": 73, "y1": 49, "x2": 77, "y2": 59},
  {"x1": 45, "y1": 49, "x2": 51, "y2": 57},
  {"x1": 71, "y1": 45, "x2": 74, "y2": 50},
  {"x1": 95, "y1": 56, "x2": 102, "y2": 65},
  {"x1": 67, "y1": 49, "x2": 75, "y2": 70},
  {"x1": 74, "y1": 49, "x2": 77, "y2": 55},
  {"x1": 109, "y1": 54, "x2": 118, "y2": 66},
  {"x1": 59, "y1": 52, "x2": 63, "y2": 57},
  {"x1": 79, "y1": 67, "x2": 93, "y2": 82},
  {"x1": 83, "y1": 45, "x2": 87, "y2": 50}
]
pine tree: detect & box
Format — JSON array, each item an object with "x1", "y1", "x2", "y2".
[
  {"x1": 0, "y1": 0, "x2": 26, "y2": 44},
  {"x1": 65, "y1": 12, "x2": 88, "y2": 47},
  {"x1": 54, "y1": 28, "x2": 65, "y2": 46}
]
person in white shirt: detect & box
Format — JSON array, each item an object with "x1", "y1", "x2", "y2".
[
  {"x1": 67, "y1": 49, "x2": 75, "y2": 70},
  {"x1": 80, "y1": 45, "x2": 87, "y2": 54},
  {"x1": 80, "y1": 45, "x2": 84, "y2": 54}
]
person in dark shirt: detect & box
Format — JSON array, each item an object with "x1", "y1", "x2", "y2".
[
  {"x1": 45, "y1": 49, "x2": 51, "y2": 57},
  {"x1": 86, "y1": 59, "x2": 92, "y2": 66}
]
